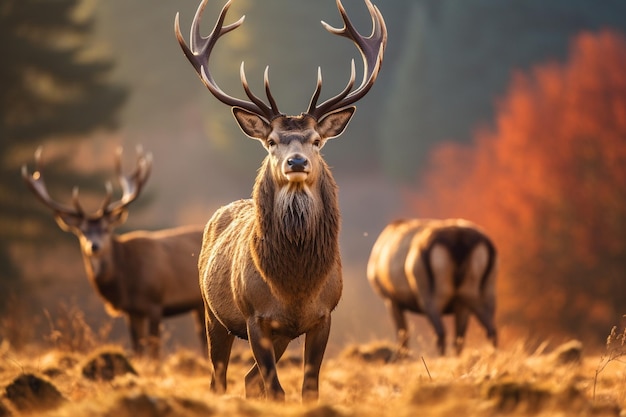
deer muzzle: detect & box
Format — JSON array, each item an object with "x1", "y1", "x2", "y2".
[{"x1": 284, "y1": 155, "x2": 309, "y2": 182}]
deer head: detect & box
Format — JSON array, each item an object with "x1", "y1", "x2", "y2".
[
  {"x1": 22, "y1": 147, "x2": 152, "y2": 258},
  {"x1": 174, "y1": 0, "x2": 386, "y2": 188}
]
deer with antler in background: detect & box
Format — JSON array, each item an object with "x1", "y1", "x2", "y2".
[
  {"x1": 22, "y1": 147, "x2": 206, "y2": 358},
  {"x1": 175, "y1": 0, "x2": 386, "y2": 401}
]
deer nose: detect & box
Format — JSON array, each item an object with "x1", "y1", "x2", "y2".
[
  {"x1": 90, "y1": 242, "x2": 100, "y2": 254},
  {"x1": 287, "y1": 155, "x2": 308, "y2": 172}
]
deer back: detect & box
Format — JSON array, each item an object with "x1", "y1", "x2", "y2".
[{"x1": 111, "y1": 225, "x2": 204, "y2": 316}]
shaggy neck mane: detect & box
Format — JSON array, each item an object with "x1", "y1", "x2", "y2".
[{"x1": 251, "y1": 158, "x2": 340, "y2": 301}]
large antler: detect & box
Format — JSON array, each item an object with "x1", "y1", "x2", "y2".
[
  {"x1": 175, "y1": 0, "x2": 282, "y2": 121},
  {"x1": 175, "y1": 0, "x2": 386, "y2": 121},
  {"x1": 22, "y1": 147, "x2": 152, "y2": 219},
  {"x1": 307, "y1": 0, "x2": 387, "y2": 120},
  {"x1": 22, "y1": 147, "x2": 86, "y2": 218}
]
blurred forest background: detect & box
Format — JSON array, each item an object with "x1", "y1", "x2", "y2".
[{"x1": 2, "y1": 0, "x2": 626, "y2": 353}]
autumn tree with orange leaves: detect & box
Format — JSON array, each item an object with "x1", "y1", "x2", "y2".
[{"x1": 410, "y1": 30, "x2": 626, "y2": 346}]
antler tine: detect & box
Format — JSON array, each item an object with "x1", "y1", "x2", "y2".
[
  {"x1": 308, "y1": 0, "x2": 387, "y2": 120},
  {"x1": 96, "y1": 181, "x2": 114, "y2": 216},
  {"x1": 238, "y1": 63, "x2": 282, "y2": 119},
  {"x1": 307, "y1": 60, "x2": 356, "y2": 117},
  {"x1": 263, "y1": 66, "x2": 281, "y2": 117},
  {"x1": 176, "y1": 0, "x2": 282, "y2": 121},
  {"x1": 107, "y1": 147, "x2": 152, "y2": 214},
  {"x1": 21, "y1": 147, "x2": 84, "y2": 217},
  {"x1": 34, "y1": 145, "x2": 43, "y2": 170},
  {"x1": 71, "y1": 186, "x2": 86, "y2": 216}
]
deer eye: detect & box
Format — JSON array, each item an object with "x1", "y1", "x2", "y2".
[
  {"x1": 313, "y1": 139, "x2": 321, "y2": 148},
  {"x1": 267, "y1": 139, "x2": 276, "y2": 147}
]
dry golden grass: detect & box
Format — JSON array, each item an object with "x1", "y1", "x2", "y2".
[
  {"x1": 0, "y1": 335, "x2": 624, "y2": 417},
  {"x1": 1, "y1": 307, "x2": 624, "y2": 416}
]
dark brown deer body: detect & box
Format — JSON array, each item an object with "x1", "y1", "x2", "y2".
[
  {"x1": 368, "y1": 218, "x2": 497, "y2": 355},
  {"x1": 22, "y1": 148, "x2": 206, "y2": 357},
  {"x1": 175, "y1": 0, "x2": 386, "y2": 401}
]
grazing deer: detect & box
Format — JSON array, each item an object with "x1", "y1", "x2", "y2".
[
  {"x1": 175, "y1": 0, "x2": 386, "y2": 401},
  {"x1": 22, "y1": 147, "x2": 206, "y2": 358},
  {"x1": 367, "y1": 218, "x2": 497, "y2": 356}
]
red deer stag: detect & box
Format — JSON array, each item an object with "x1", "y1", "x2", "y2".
[
  {"x1": 175, "y1": 0, "x2": 386, "y2": 401},
  {"x1": 367, "y1": 218, "x2": 497, "y2": 356},
  {"x1": 22, "y1": 147, "x2": 206, "y2": 358}
]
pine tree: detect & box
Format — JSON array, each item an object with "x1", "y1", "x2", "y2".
[{"x1": 0, "y1": 0, "x2": 127, "y2": 311}]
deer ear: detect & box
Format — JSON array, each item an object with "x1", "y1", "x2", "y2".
[
  {"x1": 54, "y1": 213, "x2": 82, "y2": 233},
  {"x1": 232, "y1": 107, "x2": 272, "y2": 140},
  {"x1": 317, "y1": 107, "x2": 356, "y2": 139}
]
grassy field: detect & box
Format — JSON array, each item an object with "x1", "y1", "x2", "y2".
[{"x1": 1, "y1": 330, "x2": 625, "y2": 417}]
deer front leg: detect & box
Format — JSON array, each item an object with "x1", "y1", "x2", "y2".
[
  {"x1": 245, "y1": 337, "x2": 290, "y2": 399},
  {"x1": 302, "y1": 314, "x2": 331, "y2": 402},
  {"x1": 246, "y1": 316, "x2": 284, "y2": 401}
]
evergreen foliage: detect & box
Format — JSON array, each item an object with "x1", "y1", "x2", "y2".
[{"x1": 0, "y1": 0, "x2": 127, "y2": 309}]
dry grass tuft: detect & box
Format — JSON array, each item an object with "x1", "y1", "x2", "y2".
[
  {"x1": 44, "y1": 302, "x2": 113, "y2": 353},
  {"x1": 0, "y1": 399, "x2": 11, "y2": 417},
  {"x1": 81, "y1": 348, "x2": 137, "y2": 381},
  {"x1": 4, "y1": 373, "x2": 66, "y2": 413},
  {"x1": 485, "y1": 380, "x2": 572, "y2": 414},
  {"x1": 301, "y1": 403, "x2": 345, "y2": 417},
  {"x1": 164, "y1": 349, "x2": 211, "y2": 377},
  {"x1": 550, "y1": 339, "x2": 584, "y2": 365},
  {"x1": 594, "y1": 324, "x2": 626, "y2": 403},
  {"x1": 105, "y1": 391, "x2": 213, "y2": 417},
  {"x1": 338, "y1": 340, "x2": 397, "y2": 363}
]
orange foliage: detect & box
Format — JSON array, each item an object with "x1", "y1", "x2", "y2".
[{"x1": 409, "y1": 30, "x2": 626, "y2": 345}]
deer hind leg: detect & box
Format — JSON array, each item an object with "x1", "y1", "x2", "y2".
[
  {"x1": 245, "y1": 336, "x2": 290, "y2": 399},
  {"x1": 421, "y1": 244, "x2": 455, "y2": 356},
  {"x1": 453, "y1": 303, "x2": 471, "y2": 355},
  {"x1": 193, "y1": 305, "x2": 208, "y2": 355},
  {"x1": 246, "y1": 316, "x2": 285, "y2": 401},
  {"x1": 302, "y1": 314, "x2": 331, "y2": 402},
  {"x1": 206, "y1": 309, "x2": 234, "y2": 394},
  {"x1": 423, "y1": 309, "x2": 447, "y2": 355},
  {"x1": 468, "y1": 294, "x2": 497, "y2": 348},
  {"x1": 457, "y1": 294, "x2": 497, "y2": 348},
  {"x1": 457, "y1": 244, "x2": 497, "y2": 348}
]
